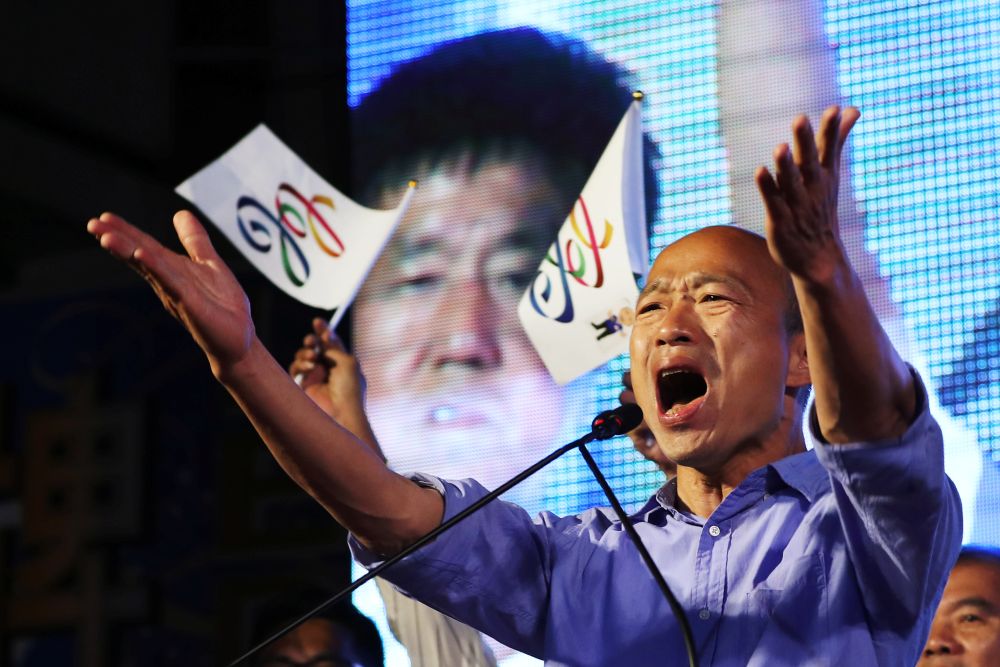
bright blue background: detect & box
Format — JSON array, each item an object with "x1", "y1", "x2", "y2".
[{"x1": 346, "y1": 2, "x2": 1000, "y2": 663}]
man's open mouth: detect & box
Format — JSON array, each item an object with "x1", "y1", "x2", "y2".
[{"x1": 658, "y1": 369, "x2": 708, "y2": 417}]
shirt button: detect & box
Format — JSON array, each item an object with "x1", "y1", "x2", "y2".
[
  {"x1": 698, "y1": 608, "x2": 711, "y2": 620},
  {"x1": 708, "y1": 525, "x2": 721, "y2": 537}
]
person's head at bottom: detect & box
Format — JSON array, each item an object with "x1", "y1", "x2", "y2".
[
  {"x1": 348, "y1": 26, "x2": 658, "y2": 488},
  {"x1": 919, "y1": 545, "x2": 1000, "y2": 666},
  {"x1": 253, "y1": 592, "x2": 383, "y2": 667}
]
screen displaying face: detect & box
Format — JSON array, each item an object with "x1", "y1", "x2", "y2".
[
  {"x1": 346, "y1": 2, "x2": 1000, "y2": 664},
  {"x1": 352, "y1": 154, "x2": 569, "y2": 494}
]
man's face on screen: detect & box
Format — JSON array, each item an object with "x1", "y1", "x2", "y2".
[{"x1": 352, "y1": 153, "x2": 568, "y2": 487}]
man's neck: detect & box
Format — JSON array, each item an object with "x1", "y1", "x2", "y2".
[{"x1": 673, "y1": 427, "x2": 806, "y2": 519}]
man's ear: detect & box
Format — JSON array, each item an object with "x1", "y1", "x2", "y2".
[{"x1": 786, "y1": 331, "x2": 810, "y2": 388}]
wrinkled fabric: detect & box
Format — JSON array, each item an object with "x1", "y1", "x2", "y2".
[{"x1": 352, "y1": 376, "x2": 961, "y2": 666}]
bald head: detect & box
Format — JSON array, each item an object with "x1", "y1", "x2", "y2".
[{"x1": 654, "y1": 226, "x2": 801, "y2": 334}]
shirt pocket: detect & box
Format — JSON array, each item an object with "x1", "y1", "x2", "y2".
[{"x1": 742, "y1": 552, "x2": 830, "y2": 666}]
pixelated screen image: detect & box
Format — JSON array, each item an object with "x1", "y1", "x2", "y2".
[{"x1": 346, "y1": 1, "x2": 1000, "y2": 664}]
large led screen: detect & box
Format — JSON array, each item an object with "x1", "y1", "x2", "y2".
[{"x1": 345, "y1": 1, "x2": 1000, "y2": 664}]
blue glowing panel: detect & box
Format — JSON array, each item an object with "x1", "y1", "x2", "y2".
[{"x1": 346, "y1": 1, "x2": 1000, "y2": 663}]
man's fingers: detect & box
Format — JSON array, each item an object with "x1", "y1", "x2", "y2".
[
  {"x1": 831, "y1": 106, "x2": 860, "y2": 168},
  {"x1": 755, "y1": 165, "x2": 796, "y2": 256},
  {"x1": 813, "y1": 106, "x2": 838, "y2": 171},
  {"x1": 816, "y1": 105, "x2": 859, "y2": 169},
  {"x1": 755, "y1": 166, "x2": 788, "y2": 222},
  {"x1": 773, "y1": 143, "x2": 808, "y2": 210},
  {"x1": 131, "y1": 234, "x2": 193, "y2": 304},
  {"x1": 312, "y1": 317, "x2": 328, "y2": 338},
  {"x1": 90, "y1": 212, "x2": 163, "y2": 264},
  {"x1": 324, "y1": 330, "x2": 347, "y2": 354},
  {"x1": 90, "y1": 212, "x2": 196, "y2": 307},
  {"x1": 294, "y1": 347, "x2": 317, "y2": 363},
  {"x1": 322, "y1": 345, "x2": 355, "y2": 368},
  {"x1": 173, "y1": 210, "x2": 218, "y2": 264},
  {"x1": 792, "y1": 114, "x2": 820, "y2": 181},
  {"x1": 289, "y1": 358, "x2": 315, "y2": 375}
]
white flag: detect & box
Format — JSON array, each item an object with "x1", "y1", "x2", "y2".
[
  {"x1": 176, "y1": 124, "x2": 414, "y2": 325},
  {"x1": 518, "y1": 97, "x2": 647, "y2": 385}
]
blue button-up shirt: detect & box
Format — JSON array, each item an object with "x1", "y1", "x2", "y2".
[{"x1": 352, "y1": 380, "x2": 962, "y2": 666}]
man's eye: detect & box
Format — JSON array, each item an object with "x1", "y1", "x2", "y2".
[
  {"x1": 699, "y1": 294, "x2": 728, "y2": 303},
  {"x1": 497, "y1": 269, "x2": 537, "y2": 293},
  {"x1": 638, "y1": 303, "x2": 661, "y2": 314},
  {"x1": 960, "y1": 613, "x2": 984, "y2": 623},
  {"x1": 394, "y1": 274, "x2": 441, "y2": 293}
]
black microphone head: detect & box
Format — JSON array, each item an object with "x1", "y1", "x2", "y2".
[{"x1": 591, "y1": 403, "x2": 644, "y2": 440}]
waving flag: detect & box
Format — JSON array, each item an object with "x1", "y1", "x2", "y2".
[
  {"x1": 518, "y1": 96, "x2": 648, "y2": 385},
  {"x1": 176, "y1": 124, "x2": 414, "y2": 325}
]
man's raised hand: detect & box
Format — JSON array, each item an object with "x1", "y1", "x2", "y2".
[
  {"x1": 87, "y1": 210, "x2": 254, "y2": 378},
  {"x1": 755, "y1": 105, "x2": 860, "y2": 285}
]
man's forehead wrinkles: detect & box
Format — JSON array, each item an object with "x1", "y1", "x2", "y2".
[
  {"x1": 688, "y1": 272, "x2": 748, "y2": 290},
  {"x1": 638, "y1": 271, "x2": 749, "y2": 301}
]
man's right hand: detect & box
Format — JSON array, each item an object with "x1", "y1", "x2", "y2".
[{"x1": 87, "y1": 211, "x2": 255, "y2": 380}]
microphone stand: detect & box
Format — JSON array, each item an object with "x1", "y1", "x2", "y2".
[
  {"x1": 230, "y1": 412, "x2": 698, "y2": 667},
  {"x1": 578, "y1": 442, "x2": 697, "y2": 667}
]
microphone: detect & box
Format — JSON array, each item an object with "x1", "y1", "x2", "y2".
[{"x1": 591, "y1": 403, "x2": 643, "y2": 440}]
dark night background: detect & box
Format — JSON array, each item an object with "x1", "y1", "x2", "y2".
[{"x1": 0, "y1": 2, "x2": 359, "y2": 664}]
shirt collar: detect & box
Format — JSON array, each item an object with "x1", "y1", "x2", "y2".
[
  {"x1": 766, "y1": 449, "x2": 827, "y2": 502},
  {"x1": 648, "y1": 449, "x2": 827, "y2": 518}
]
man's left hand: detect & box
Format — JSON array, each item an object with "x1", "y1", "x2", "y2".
[{"x1": 755, "y1": 105, "x2": 860, "y2": 286}]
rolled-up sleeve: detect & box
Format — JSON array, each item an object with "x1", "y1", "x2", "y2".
[
  {"x1": 809, "y1": 370, "x2": 963, "y2": 632},
  {"x1": 348, "y1": 474, "x2": 557, "y2": 656}
]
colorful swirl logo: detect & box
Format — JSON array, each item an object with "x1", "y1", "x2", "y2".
[
  {"x1": 236, "y1": 183, "x2": 345, "y2": 287},
  {"x1": 529, "y1": 196, "x2": 614, "y2": 323}
]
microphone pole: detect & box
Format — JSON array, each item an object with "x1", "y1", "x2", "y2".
[{"x1": 581, "y1": 406, "x2": 698, "y2": 667}]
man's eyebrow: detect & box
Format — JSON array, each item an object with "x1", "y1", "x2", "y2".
[
  {"x1": 398, "y1": 234, "x2": 443, "y2": 258},
  {"x1": 398, "y1": 223, "x2": 548, "y2": 259},
  {"x1": 507, "y1": 223, "x2": 551, "y2": 250},
  {"x1": 950, "y1": 596, "x2": 1000, "y2": 614},
  {"x1": 688, "y1": 272, "x2": 750, "y2": 292},
  {"x1": 636, "y1": 272, "x2": 750, "y2": 304},
  {"x1": 637, "y1": 277, "x2": 665, "y2": 304}
]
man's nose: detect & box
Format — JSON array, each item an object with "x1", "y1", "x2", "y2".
[
  {"x1": 655, "y1": 299, "x2": 698, "y2": 347},
  {"x1": 922, "y1": 623, "x2": 961, "y2": 657},
  {"x1": 429, "y1": 276, "x2": 502, "y2": 369}
]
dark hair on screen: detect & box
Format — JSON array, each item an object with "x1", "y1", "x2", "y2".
[{"x1": 350, "y1": 26, "x2": 660, "y2": 235}]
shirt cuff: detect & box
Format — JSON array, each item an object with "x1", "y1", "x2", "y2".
[
  {"x1": 347, "y1": 473, "x2": 485, "y2": 570},
  {"x1": 809, "y1": 368, "x2": 943, "y2": 495}
]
